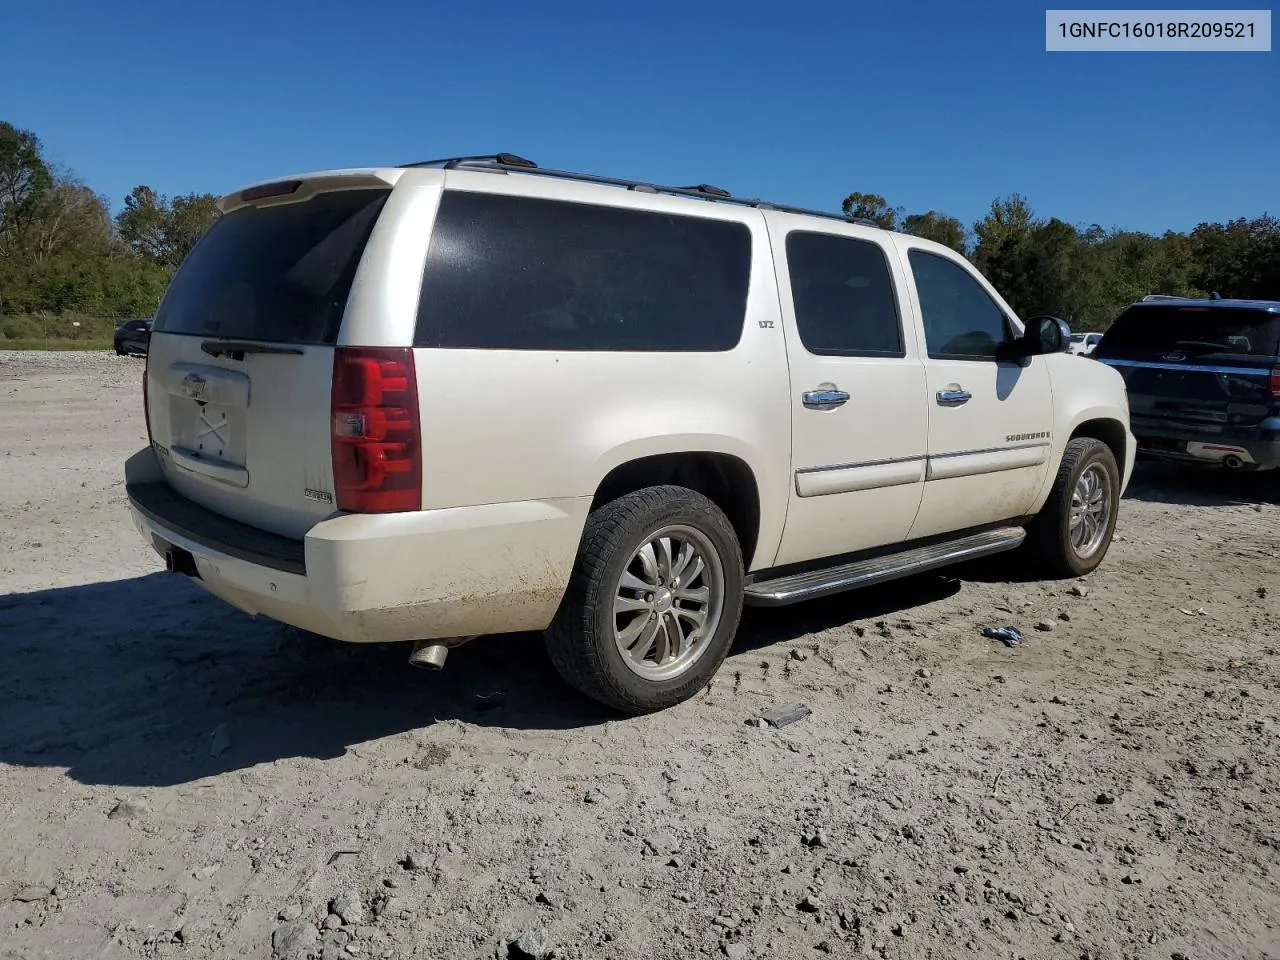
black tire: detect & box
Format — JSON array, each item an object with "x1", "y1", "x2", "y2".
[
  {"x1": 545, "y1": 485, "x2": 744, "y2": 714},
  {"x1": 1025, "y1": 437, "x2": 1120, "y2": 578}
]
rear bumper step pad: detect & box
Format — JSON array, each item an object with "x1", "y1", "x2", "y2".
[{"x1": 127, "y1": 481, "x2": 306, "y2": 576}]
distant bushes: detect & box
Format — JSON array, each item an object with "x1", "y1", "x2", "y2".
[{"x1": 0, "y1": 313, "x2": 123, "y2": 343}]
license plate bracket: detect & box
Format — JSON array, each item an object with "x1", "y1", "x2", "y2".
[{"x1": 193, "y1": 403, "x2": 232, "y2": 461}]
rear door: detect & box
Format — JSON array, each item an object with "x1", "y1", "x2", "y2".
[
  {"x1": 769, "y1": 218, "x2": 928, "y2": 568},
  {"x1": 1095, "y1": 303, "x2": 1280, "y2": 434},
  {"x1": 145, "y1": 182, "x2": 394, "y2": 539}
]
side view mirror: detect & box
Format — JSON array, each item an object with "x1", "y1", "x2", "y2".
[
  {"x1": 1024, "y1": 315, "x2": 1071, "y2": 354},
  {"x1": 997, "y1": 315, "x2": 1070, "y2": 362}
]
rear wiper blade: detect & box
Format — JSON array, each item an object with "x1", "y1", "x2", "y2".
[
  {"x1": 201, "y1": 340, "x2": 305, "y2": 359},
  {"x1": 1173, "y1": 340, "x2": 1230, "y2": 351}
]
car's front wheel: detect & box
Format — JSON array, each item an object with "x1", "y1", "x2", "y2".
[
  {"x1": 545, "y1": 485, "x2": 744, "y2": 714},
  {"x1": 1025, "y1": 437, "x2": 1120, "y2": 577}
]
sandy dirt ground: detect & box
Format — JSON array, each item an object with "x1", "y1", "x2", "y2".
[{"x1": 1, "y1": 350, "x2": 1278, "y2": 960}]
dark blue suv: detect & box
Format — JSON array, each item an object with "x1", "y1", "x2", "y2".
[{"x1": 1094, "y1": 298, "x2": 1280, "y2": 471}]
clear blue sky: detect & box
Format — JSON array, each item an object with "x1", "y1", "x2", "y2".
[{"x1": 4, "y1": 0, "x2": 1277, "y2": 234}]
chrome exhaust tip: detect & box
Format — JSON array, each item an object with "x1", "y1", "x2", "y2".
[{"x1": 408, "y1": 641, "x2": 449, "y2": 670}]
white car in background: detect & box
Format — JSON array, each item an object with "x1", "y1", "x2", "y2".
[{"x1": 1068, "y1": 332, "x2": 1103, "y2": 356}]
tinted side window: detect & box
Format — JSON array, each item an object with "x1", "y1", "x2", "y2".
[
  {"x1": 155, "y1": 189, "x2": 389, "y2": 345},
  {"x1": 785, "y1": 232, "x2": 903, "y2": 357},
  {"x1": 416, "y1": 192, "x2": 751, "y2": 351},
  {"x1": 908, "y1": 249, "x2": 1010, "y2": 360}
]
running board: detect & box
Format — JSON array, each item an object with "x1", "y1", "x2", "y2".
[{"x1": 744, "y1": 526, "x2": 1026, "y2": 607}]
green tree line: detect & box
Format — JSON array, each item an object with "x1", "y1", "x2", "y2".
[
  {"x1": 844, "y1": 191, "x2": 1280, "y2": 330},
  {"x1": 0, "y1": 121, "x2": 219, "y2": 342},
  {"x1": 1, "y1": 119, "x2": 1276, "y2": 343}
]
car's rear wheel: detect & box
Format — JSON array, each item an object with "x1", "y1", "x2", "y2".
[
  {"x1": 1025, "y1": 437, "x2": 1120, "y2": 577},
  {"x1": 545, "y1": 485, "x2": 744, "y2": 714}
]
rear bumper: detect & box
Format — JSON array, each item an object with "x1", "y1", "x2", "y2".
[
  {"x1": 1131, "y1": 416, "x2": 1280, "y2": 467},
  {"x1": 124, "y1": 448, "x2": 590, "y2": 643}
]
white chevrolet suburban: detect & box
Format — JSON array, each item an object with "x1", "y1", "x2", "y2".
[{"x1": 125, "y1": 154, "x2": 1135, "y2": 714}]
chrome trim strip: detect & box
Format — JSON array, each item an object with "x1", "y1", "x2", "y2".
[
  {"x1": 164, "y1": 362, "x2": 252, "y2": 408},
  {"x1": 796, "y1": 443, "x2": 1051, "y2": 494},
  {"x1": 929, "y1": 441, "x2": 1051, "y2": 461},
  {"x1": 1099, "y1": 358, "x2": 1272, "y2": 377},
  {"x1": 800, "y1": 443, "x2": 1048, "y2": 475},
  {"x1": 169, "y1": 446, "x2": 250, "y2": 488},
  {"x1": 926, "y1": 442, "x2": 1050, "y2": 481},
  {"x1": 795, "y1": 458, "x2": 925, "y2": 498},
  {"x1": 796, "y1": 454, "x2": 926, "y2": 476}
]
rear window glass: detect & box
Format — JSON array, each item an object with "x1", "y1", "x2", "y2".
[
  {"x1": 415, "y1": 191, "x2": 751, "y2": 351},
  {"x1": 1098, "y1": 305, "x2": 1280, "y2": 360},
  {"x1": 154, "y1": 188, "x2": 389, "y2": 345}
]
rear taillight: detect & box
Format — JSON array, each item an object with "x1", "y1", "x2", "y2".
[
  {"x1": 142, "y1": 363, "x2": 153, "y2": 445},
  {"x1": 1270, "y1": 367, "x2": 1280, "y2": 399},
  {"x1": 331, "y1": 347, "x2": 422, "y2": 513}
]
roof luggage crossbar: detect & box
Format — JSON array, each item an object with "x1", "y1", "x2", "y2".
[{"x1": 399, "y1": 154, "x2": 880, "y2": 228}]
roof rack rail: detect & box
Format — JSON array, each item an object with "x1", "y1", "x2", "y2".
[
  {"x1": 754, "y1": 201, "x2": 880, "y2": 229},
  {"x1": 401, "y1": 153, "x2": 537, "y2": 169},
  {"x1": 678, "y1": 183, "x2": 732, "y2": 198},
  {"x1": 409, "y1": 155, "x2": 880, "y2": 228}
]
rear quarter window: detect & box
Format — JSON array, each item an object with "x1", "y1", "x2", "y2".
[
  {"x1": 153, "y1": 188, "x2": 390, "y2": 345},
  {"x1": 415, "y1": 191, "x2": 752, "y2": 351}
]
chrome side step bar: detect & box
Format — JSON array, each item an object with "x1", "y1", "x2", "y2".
[{"x1": 744, "y1": 526, "x2": 1026, "y2": 607}]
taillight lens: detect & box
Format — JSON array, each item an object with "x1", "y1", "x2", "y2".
[
  {"x1": 142, "y1": 362, "x2": 153, "y2": 445},
  {"x1": 331, "y1": 347, "x2": 422, "y2": 513},
  {"x1": 1270, "y1": 367, "x2": 1280, "y2": 399}
]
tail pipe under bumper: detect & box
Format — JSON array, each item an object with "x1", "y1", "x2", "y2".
[{"x1": 408, "y1": 636, "x2": 478, "y2": 671}]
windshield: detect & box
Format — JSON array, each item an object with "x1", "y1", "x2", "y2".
[{"x1": 1069, "y1": 334, "x2": 1085, "y2": 342}]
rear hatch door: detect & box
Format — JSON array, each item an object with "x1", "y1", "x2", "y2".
[
  {"x1": 145, "y1": 181, "x2": 392, "y2": 539},
  {"x1": 1096, "y1": 303, "x2": 1280, "y2": 431}
]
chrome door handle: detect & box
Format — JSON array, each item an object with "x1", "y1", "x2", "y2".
[
  {"x1": 936, "y1": 388, "x2": 972, "y2": 406},
  {"x1": 803, "y1": 389, "x2": 850, "y2": 410}
]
